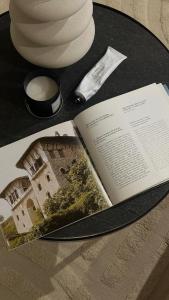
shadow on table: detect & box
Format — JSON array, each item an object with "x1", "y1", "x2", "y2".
[
  {"x1": 137, "y1": 242, "x2": 169, "y2": 300},
  {"x1": 0, "y1": 232, "x2": 105, "y2": 300}
]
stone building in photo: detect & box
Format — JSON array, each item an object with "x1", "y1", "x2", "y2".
[
  {"x1": 0, "y1": 135, "x2": 82, "y2": 234},
  {"x1": 0, "y1": 176, "x2": 39, "y2": 234}
]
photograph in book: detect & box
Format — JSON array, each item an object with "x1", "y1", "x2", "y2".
[{"x1": 0, "y1": 121, "x2": 111, "y2": 250}]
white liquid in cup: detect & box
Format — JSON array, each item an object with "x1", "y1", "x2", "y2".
[{"x1": 26, "y1": 76, "x2": 58, "y2": 101}]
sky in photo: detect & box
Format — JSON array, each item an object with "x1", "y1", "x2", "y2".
[{"x1": 0, "y1": 121, "x2": 76, "y2": 220}]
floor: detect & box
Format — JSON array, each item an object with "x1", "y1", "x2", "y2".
[{"x1": 0, "y1": 1, "x2": 169, "y2": 300}]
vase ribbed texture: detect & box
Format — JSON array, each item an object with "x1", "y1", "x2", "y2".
[{"x1": 9, "y1": 0, "x2": 95, "y2": 68}]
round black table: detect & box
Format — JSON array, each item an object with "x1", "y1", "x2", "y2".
[{"x1": 0, "y1": 4, "x2": 169, "y2": 241}]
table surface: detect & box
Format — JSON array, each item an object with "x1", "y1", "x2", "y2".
[
  {"x1": 0, "y1": 4, "x2": 169, "y2": 240},
  {"x1": 1, "y1": 3, "x2": 169, "y2": 300}
]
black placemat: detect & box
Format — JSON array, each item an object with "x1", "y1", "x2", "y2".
[{"x1": 0, "y1": 3, "x2": 169, "y2": 240}]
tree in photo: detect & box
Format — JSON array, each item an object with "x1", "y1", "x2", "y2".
[{"x1": 43, "y1": 155, "x2": 108, "y2": 218}]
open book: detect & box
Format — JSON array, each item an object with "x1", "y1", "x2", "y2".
[{"x1": 1, "y1": 83, "x2": 169, "y2": 249}]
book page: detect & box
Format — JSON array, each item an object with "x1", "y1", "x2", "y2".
[
  {"x1": 74, "y1": 85, "x2": 169, "y2": 204},
  {"x1": 0, "y1": 121, "x2": 111, "y2": 250}
]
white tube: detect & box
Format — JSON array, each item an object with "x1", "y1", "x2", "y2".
[{"x1": 74, "y1": 46, "x2": 127, "y2": 103}]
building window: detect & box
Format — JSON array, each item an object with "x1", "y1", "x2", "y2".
[
  {"x1": 58, "y1": 149, "x2": 65, "y2": 158},
  {"x1": 9, "y1": 191, "x2": 19, "y2": 204},
  {"x1": 22, "y1": 210, "x2": 25, "y2": 216},
  {"x1": 49, "y1": 150, "x2": 56, "y2": 159},
  {"x1": 11, "y1": 192, "x2": 17, "y2": 203},
  {"x1": 46, "y1": 192, "x2": 51, "y2": 198},
  {"x1": 16, "y1": 215, "x2": 19, "y2": 221},
  {"x1": 14, "y1": 190, "x2": 19, "y2": 199},
  {"x1": 46, "y1": 175, "x2": 51, "y2": 182},
  {"x1": 60, "y1": 167, "x2": 66, "y2": 174},
  {"x1": 34, "y1": 157, "x2": 43, "y2": 170},
  {"x1": 30, "y1": 165, "x2": 36, "y2": 175},
  {"x1": 38, "y1": 183, "x2": 42, "y2": 191},
  {"x1": 30, "y1": 157, "x2": 43, "y2": 175},
  {"x1": 9, "y1": 195, "x2": 14, "y2": 205}
]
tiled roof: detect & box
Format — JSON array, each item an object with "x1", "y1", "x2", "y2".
[{"x1": 16, "y1": 136, "x2": 79, "y2": 169}]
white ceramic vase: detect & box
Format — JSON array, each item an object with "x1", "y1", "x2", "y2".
[{"x1": 9, "y1": 0, "x2": 95, "y2": 68}]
